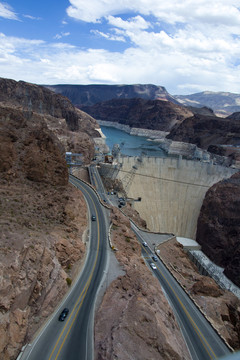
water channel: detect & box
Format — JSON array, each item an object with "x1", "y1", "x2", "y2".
[{"x1": 100, "y1": 126, "x2": 167, "y2": 157}]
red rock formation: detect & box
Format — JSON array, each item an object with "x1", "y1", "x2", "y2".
[
  {"x1": 0, "y1": 106, "x2": 68, "y2": 185},
  {"x1": 196, "y1": 172, "x2": 240, "y2": 287}
]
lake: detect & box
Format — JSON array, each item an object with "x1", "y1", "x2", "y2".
[{"x1": 100, "y1": 126, "x2": 167, "y2": 157}]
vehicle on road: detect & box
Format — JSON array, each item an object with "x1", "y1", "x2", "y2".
[
  {"x1": 152, "y1": 255, "x2": 158, "y2": 262},
  {"x1": 91, "y1": 215, "x2": 96, "y2": 221},
  {"x1": 143, "y1": 241, "x2": 147, "y2": 247},
  {"x1": 150, "y1": 262, "x2": 157, "y2": 270},
  {"x1": 58, "y1": 308, "x2": 69, "y2": 321}
]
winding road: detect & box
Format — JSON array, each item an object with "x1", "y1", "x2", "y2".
[
  {"x1": 131, "y1": 222, "x2": 231, "y2": 360},
  {"x1": 21, "y1": 177, "x2": 108, "y2": 360},
  {"x1": 20, "y1": 166, "x2": 233, "y2": 360}
]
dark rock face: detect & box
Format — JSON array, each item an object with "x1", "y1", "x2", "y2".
[
  {"x1": 167, "y1": 114, "x2": 240, "y2": 149},
  {"x1": 226, "y1": 111, "x2": 240, "y2": 121},
  {"x1": 196, "y1": 172, "x2": 240, "y2": 287},
  {"x1": 81, "y1": 98, "x2": 193, "y2": 131},
  {"x1": 45, "y1": 83, "x2": 180, "y2": 106},
  {"x1": 186, "y1": 106, "x2": 214, "y2": 116},
  {"x1": 0, "y1": 77, "x2": 99, "y2": 162}
]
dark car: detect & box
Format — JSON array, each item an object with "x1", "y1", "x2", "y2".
[
  {"x1": 58, "y1": 308, "x2": 69, "y2": 321},
  {"x1": 91, "y1": 215, "x2": 96, "y2": 221},
  {"x1": 152, "y1": 255, "x2": 158, "y2": 262}
]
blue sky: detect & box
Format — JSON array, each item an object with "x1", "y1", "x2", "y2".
[{"x1": 1, "y1": 0, "x2": 240, "y2": 94}]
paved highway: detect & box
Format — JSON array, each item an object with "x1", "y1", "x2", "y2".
[
  {"x1": 131, "y1": 222, "x2": 231, "y2": 360},
  {"x1": 21, "y1": 177, "x2": 108, "y2": 360},
  {"x1": 90, "y1": 164, "x2": 232, "y2": 359},
  {"x1": 88, "y1": 164, "x2": 107, "y2": 202}
]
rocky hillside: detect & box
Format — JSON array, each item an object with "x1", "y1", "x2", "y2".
[
  {"x1": 167, "y1": 113, "x2": 240, "y2": 150},
  {"x1": 0, "y1": 105, "x2": 88, "y2": 359},
  {"x1": 0, "y1": 77, "x2": 100, "y2": 163},
  {"x1": 158, "y1": 238, "x2": 240, "y2": 350},
  {"x1": 196, "y1": 172, "x2": 240, "y2": 288},
  {"x1": 95, "y1": 207, "x2": 190, "y2": 359},
  {"x1": 81, "y1": 98, "x2": 193, "y2": 131},
  {"x1": 175, "y1": 91, "x2": 240, "y2": 117},
  {"x1": 45, "y1": 84, "x2": 179, "y2": 106}
]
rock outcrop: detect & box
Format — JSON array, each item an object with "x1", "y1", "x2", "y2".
[
  {"x1": 167, "y1": 113, "x2": 240, "y2": 150},
  {"x1": 0, "y1": 105, "x2": 87, "y2": 358},
  {"x1": 196, "y1": 172, "x2": 240, "y2": 288},
  {"x1": 45, "y1": 84, "x2": 179, "y2": 106},
  {"x1": 0, "y1": 77, "x2": 100, "y2": 163},
  {"x1": 158, "y1": 239, "x2": 240, "y2": 350},
  {"x1": 95, "y1": 208, "x2": 190, "y2": 359},
  {"x1": 81, "y1": 98, "x2": 193, "y2": 131}
]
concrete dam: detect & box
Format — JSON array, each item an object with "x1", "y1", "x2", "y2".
[{"x1": 100, "y1": 156, "x2": 236, "y2": 239}]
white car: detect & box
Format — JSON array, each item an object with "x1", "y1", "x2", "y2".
[
  {"x1": 142, "y1": 241, "x2": 147, "y2": 247},
  {"x1": 150, "y1": 262, "x2": 157, "y2": 270}
]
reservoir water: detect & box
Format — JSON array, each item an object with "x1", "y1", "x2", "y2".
[{"x1": 100, "y1": 126, "x2": 167, "y2": 157}]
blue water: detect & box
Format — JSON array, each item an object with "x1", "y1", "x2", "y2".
[{"x1": 100, "y1": 126, "x2": 167, "y2": 157}]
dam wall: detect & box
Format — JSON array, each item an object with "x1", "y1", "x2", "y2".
[{"x1": 102, "y1": 156, "x2": 237, "y2": 239}]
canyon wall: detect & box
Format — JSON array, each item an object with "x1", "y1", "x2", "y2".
[{"x1": 102, "y1": 157, "x2": 237, "y2": 238}]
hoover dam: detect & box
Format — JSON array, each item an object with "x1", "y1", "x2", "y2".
[{"x1": 100, "y1": 156, "x2": 237, "y2": 239}]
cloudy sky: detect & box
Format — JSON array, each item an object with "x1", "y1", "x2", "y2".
[{"x1": 0, "y1": 0, "x2": 240, "y2": 94}]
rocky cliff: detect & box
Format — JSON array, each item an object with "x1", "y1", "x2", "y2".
[
  {"x1": 0, "y1": 104, "x2": 88, "y2": 358},
  {"x1": 0, "y1": 77, "x2": 100, "y2": 163},
  {"x1": 95, "y1": 207, "x2": 190, "y2": 359},
  {"x1": 196, "y1": 172, "x2": 240, "y2": 288},
  {"x1": 45, "y1": 84, "x2": 179, "y2": 106},
  {"x1": 81, "y1": 98, "x2": 193, "y2": 131},
  {"x1": 167, "y1": 113, "x2": 240, "y2": 150}
]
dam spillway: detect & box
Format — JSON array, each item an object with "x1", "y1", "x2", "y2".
[{"x1": 100, "y1": 156, "x2": 237, "y2": 239}]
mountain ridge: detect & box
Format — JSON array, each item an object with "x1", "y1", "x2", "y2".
[
  {"x1": 45, "y1": 83, "x2": 240, "y2": 116},
  {"x1": 175, "y1": 91, "x2": 240, "y2": 117},
  {"x1": 45, "y1": 83, "x2": 180, "y2": 106}
]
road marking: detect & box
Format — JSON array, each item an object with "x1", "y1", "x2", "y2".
[
  {"x1": 132, "y1": 225, "x2": 218, "y2": 359},
  {"x1": 48, "y1": 180, "x2": 101, "y2": 360},
  {"x1": 142, "y1": 245, "x2": 217, "y2": 359}
]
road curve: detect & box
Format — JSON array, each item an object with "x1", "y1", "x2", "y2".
[
  {"x1": 131, "y1": 222, "x2": 231, "y2": 360},
  {"x1": 21, "y1": 176, "x2": 108, "y2": 360}
]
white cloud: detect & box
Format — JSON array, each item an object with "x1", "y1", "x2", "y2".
[
  {"x1": 23, "y1": 14, "x2": 42, "y2": 21},
  {"x1": 107, "y1": 15, "x2": 150, "y2": 31},
  {"x1": 1, "y1": 1, "x2": 240, "y2": 94},
  {"x1": 1, "y1": 30, "x2": 240, "y2": 94},
  {"x1": 91, "y1": 29, "x2": 126, "y2": 42},
  {"x1": 0, "y1": 2, "x2": 18, "y2": 20},
  {"x1": 53, "y1": 32, "x2": 70, "y2": 40},
  {"x1": 66, "y1": 0, "x2": 240, "y2": 26}
]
